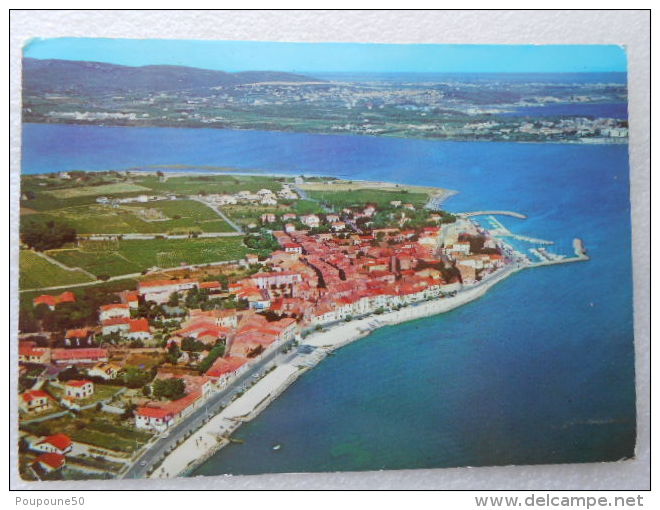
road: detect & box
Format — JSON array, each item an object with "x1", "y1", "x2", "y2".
[
  {"x1": 187, "y1": 196, "x2": 244, "y2": 233},
  {"x1": 20, "y1": 258, "x2": 241, "y2": 293},
  {"x1": 122, "y1": 339, "x2": 298, "y2": 479}
]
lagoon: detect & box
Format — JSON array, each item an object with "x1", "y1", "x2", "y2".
[{"x1": 21, "y1": 123, "x2": 636, "y2": 474}]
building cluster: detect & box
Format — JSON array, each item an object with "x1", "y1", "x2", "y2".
[
  {"x1": 19, "y1": 204, "x2": 509, "y2": 451},
  {"x1": 201, "y1": 184, "x2": 298, "y2": 207}
]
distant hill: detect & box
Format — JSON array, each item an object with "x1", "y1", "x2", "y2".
[{"x1": 22, "y1": 58, "x2": 321, "y2": 95}]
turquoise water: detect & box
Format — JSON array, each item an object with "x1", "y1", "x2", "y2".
[{"x1": 20, "y1": 123, "x2": 636, "y2": 474}]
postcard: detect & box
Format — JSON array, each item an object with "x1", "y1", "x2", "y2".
[{"x1": 16, "y1": 38, "x2": 635, "y2": 482}]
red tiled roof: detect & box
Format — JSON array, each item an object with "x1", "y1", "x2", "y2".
[
  {"x1": 200, "y1": 281, "x2": 221, "y2": 289},
  {"x1": 51, "y1": 348, "x2": 108, "y2": 361},
  {"x1": 39, "y1": 434, "x2": 72, "y2": 451},
  {"x1": 102, "y1": 317, "x2": 130, "y2": 327},
  {"x1": 33, "y1": 295, "x2": 56, "y2": 307},
  {"x1": 129, "y1": 318, "x2": 150, "y2": 333},
  {"x1": 139, "y1": 278, "x2": 198, "y2": 289},
  {"x1": 65, "y1": 380, "x2": 92, "y2": 388},
  {"x1": 100, "y1": 303, "x2": 130, "y2": 311},
  {"x1": 34, "y1": 453, "x2": 65, "y2": 470},
  {"x1": 136, "y1": 406, "x2": 172, "y2": 419},
  {"x1": 21, "y1": 390, "x2": 50, "y2": 403},
  {"x1": 65, "y1": 328, "x2": 92, "y2": 339},
  {"x1": 206, "y1": 356, "x2": 248, "y2": 377},
  {"x1": 19, "y1": 346, "x2": 48, "y2": 357}
]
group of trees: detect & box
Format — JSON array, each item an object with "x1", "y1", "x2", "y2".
[
  {"x1": 21, "y1": 220, "x2": 77, "y2": 251},
  {"x1": 197, "y1": 342, "x2": 226, "y2": 373},
  {"x1": 151, "y1": 377, "x2": 186, "y2": 401}
]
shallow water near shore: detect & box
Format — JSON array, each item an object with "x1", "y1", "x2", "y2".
[{"x1": 21, "y1": 123, "x2": 635, "y2": 475}]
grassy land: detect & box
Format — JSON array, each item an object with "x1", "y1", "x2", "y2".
[
  {"x1": 134, "y1": 174, "x2": 291, "y2": 195},
  {"x1": 19, "y1": 250, "x2": 95, "y2": 289},
  {"x1": 306, "y1": 188, "x2": 432, "y2": 209},
  {"x1": 45, "y1": 182, "x2": 152, "y2": 199},
  {"x1": 22, "y1": 410, "x2": 153, "y2": 454},
  {"x1": 47, "y1": 237, "x2": 248, "y2": 277},
  {"x1": 22, "y1": 199, "x2": 233, "y2": 235}
]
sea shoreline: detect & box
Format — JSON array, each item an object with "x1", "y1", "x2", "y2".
[{"x1": 149, "y1": 262, "x2": 523, "y2": 479}]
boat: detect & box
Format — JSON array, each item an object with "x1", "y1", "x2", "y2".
[{"x1": 272, "y1": 444, "x2": 282, "y2": 451}]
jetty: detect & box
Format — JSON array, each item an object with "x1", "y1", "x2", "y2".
[
  {"x1": 482, "y1": 215, "x2": 555, "y2": 245},
  {"x1": 528, "y1": 238, "x2": 589, "y2": 267},
  {"x1": 460, "y1": 210, "x2": 528, "y2": 219}
]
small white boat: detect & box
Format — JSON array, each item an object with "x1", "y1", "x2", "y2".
[{"x1": 272, "y1": 444, "x2": 282, "y2": 451}]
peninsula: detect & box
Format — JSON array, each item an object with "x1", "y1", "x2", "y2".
[{"x1": 17, "y1": 171, "x2": 588, "y2": 481}]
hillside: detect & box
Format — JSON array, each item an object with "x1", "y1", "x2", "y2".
[{"x1": 22, "y1": 58, "x2": 320, "y2": 95}]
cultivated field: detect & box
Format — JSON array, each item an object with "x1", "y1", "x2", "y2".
[
  {"x1": 19, "y1": 250, "x2": 95, "y2": 289},
  {"x1": 23, "y1": 199, "x2": 233, "y2": 235},
  {"x1": 306, "y1": 188, "x2": 432, "y2": 209},
  {"x1": 47, "y1": 237, "x2": 249, "y2": 278},
  {"x1": 45, "y1": 182, "x2": 152, "y2": 198}
]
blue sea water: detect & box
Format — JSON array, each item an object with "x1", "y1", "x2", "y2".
[{"x1": 20, "y1": 123, "x2": 636, "y2": 474}]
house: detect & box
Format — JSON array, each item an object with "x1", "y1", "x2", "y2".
[
  {"x1": 64, "y1": 380, "x2": 94, "y2": 399},
  {"x1": 135, "y1": 389, "x2": 205, "y2": 432},
  {"x1": 33, "y1": 434, "x2": 73, "y2": 455},
  {"x1": 33, "y1": 291, "x2": 76, "y2": 311},
  {"x1": 88, "y1": 362, "x2": 121, "y2": 380},
  {"x1": 300, "y1": 214, "x2": 320, "y2": 228},
  {"x1": 19, "y1": 390, "x2": 52, "y2": 413},
  {"x1": 125, "y1": 318, "x2": 152, "y2": 341},
  {"x1": 245, "y1": 253, "x2": 259, "y2": 265},
  {"x1": 118, "y1": 290, "x2": 140, "y2": 308},
  {"x1": 32, "y1": 453, "x2": 66, "y2": 474},
  {"x1": 326, "y1": 214, "x2": 340, "y2": 223},
  {"x1": 99, "y1": 303, "x2": 131, "y2": 322},
  {"x1": 101, "y1": 317, "x2": 131, "y2": 336},
  {"x1": 138, "y1": 278, "x2": 199, "y2": 304},
  {"x1": 284, "y1": 243, "x2": 303, "y2": 254},
  {"x1": 284, "y1": 223, "x2": 296, "y2": 233},
  {"x1": 200, "y1": 281, "x2": 222, "y2": 292},
  {"x1": 261, "y1": 213, "x2": 277, "y2": 223},
  {"x1": 64, "y1": 328, "x2": 95, "y2": 347},
  {"x1": 331, "y1": 221, "x2": 346, "y2": 231},
  {"x1": 249, "y1": 270, "x2": 303, "y2": 289},
  {"x1": 390, "y1": 200, "x2": 402, "y2": 208},
  {"x1": 19, "y1": 346, "x2": 50, "y2": 365},
  {"x1": 51, "y1": 348, "x2": 109, "y2": 365},
  {"x1": 282, "y1": 213, "x2": 297, "y2": 221}
]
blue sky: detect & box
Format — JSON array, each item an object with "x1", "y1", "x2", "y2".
[{"x1": 23, "y1": 38, "x2": 627, "y2": 73}]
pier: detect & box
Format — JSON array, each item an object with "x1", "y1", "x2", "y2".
[
  {"x1": 460, "y1": 210, "x2": 528, "y2": 219},
  {"x1": 483, "y1": 215, "x2": 554, "y2": 245},
  {"x1": 527, "y1": 238, "x2": 589, "y2": 267}
]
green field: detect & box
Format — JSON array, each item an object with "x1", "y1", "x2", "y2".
[
  {"x1": 22, "y1": 199, "x2": 233, "y2": 235},
  {"x1": 21, "y1": 409, "x2": 153, "y2": 454},
  {"x1": 306, "y1": 188, "x2": 431, "y2": 209},
  {"x1": 47, "y1": 237, "x2": 248, "y2": 277},
  {"x1": 45, "y1": 182, "x2": 152, "y2": 199},
  {"x1": 135, "y1": 174, "x2": 290, "y2": 195},
  {"x1": 19, "y1": 250, "x2": 95, "y2": 289}
]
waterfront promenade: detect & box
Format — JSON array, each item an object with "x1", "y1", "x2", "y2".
[{"x1": 149, "y1": 262, "x2": 526, "y2": 478}]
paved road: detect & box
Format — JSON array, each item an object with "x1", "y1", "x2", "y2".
[
  {"x1": 122, "y1": 340, "x2": 297, "y2": 479},
  {"x1": 20, "y1": 258, "x2": 241, "y2": 293},
  {"x1": 188, "y1": 196, "x2": 243, "y2": 233}
]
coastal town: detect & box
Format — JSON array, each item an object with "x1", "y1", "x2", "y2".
[
  {"x1": 17, "y1": 172, "x2": 589, "y2": 480},
  {"x1": 23, "y1": 58, "x2": 629, "y2": 144}
]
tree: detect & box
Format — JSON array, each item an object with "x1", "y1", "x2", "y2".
[
  {"x1": 123, "y1": 367, "x2": 153, "y2": 388},
  {"x1": 152, "y1": 378, "x2": 186, "y2": 401},
  {"x1": 166, "y1": 343, "x2": 182, "y2": 364},
  {"x1": 21, "y1": 220, "x2": 77, "y2": 251},
  {"x1": 198, "y1": 343, "x2": 225, "y2": 373}
]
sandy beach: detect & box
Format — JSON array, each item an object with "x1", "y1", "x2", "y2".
[{"x1": 149, "y1": 262, "x2": 523, "y2": 479}]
